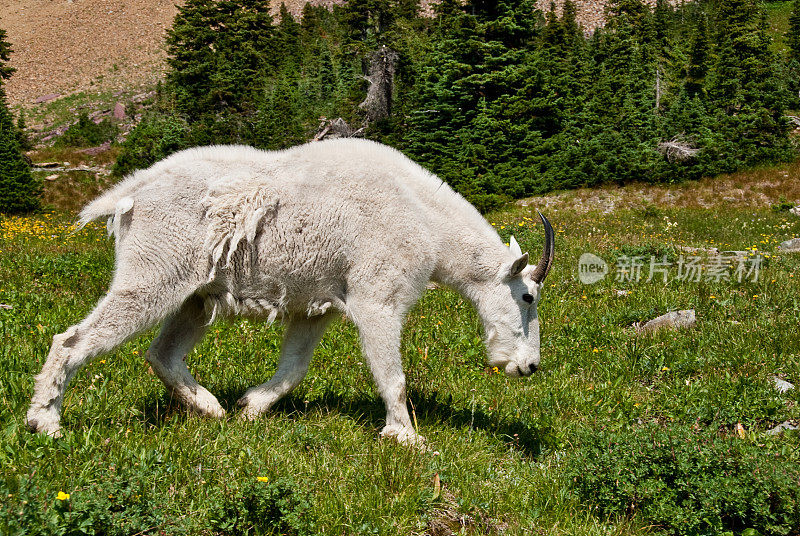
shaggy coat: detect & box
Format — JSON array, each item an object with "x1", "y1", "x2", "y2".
[{"x1": 27, "y1": 139, "x2": 553, "y2": 444}]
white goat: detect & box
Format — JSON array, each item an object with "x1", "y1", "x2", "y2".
[{"x1": 27, "y1": 139, "x2": 554, "y2": 444}]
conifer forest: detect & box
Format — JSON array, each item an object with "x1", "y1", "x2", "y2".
[{"x1": 113, "y1": 0, "x2": 800, "y2": 211}]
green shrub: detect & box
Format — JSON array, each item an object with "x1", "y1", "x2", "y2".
[
  {"x1": 566, "y1": 424, "x2": 800, "y2": 536},
  {"x1": 0, "y1": 473, "x2": 170, "y2": 536},
  {"x1": 112, "y1": 114, "x2": 191, "y2": 177},
  {"x1": 771, "y1": 197, "x2": 795, "y2": 212},
  {"x1": 209, "y1": 477, "x2": 313, "y2": 536},
  {"x1": 55, "y1": 112, "x2": 119, "y2": 148}
]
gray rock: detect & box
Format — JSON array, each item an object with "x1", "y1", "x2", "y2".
[
  {"x1": 766, "y1": 421, "x2": 798, "y2": 436},
  {"x1": 635, "y1": 309, "x2": 696, "y2": 334},
  {"x1": 779, "y1": 238, "x2": 800, "y2": 252},
  {"x1": 33, "y1": 93, "x2": 61, "y2": 104},
  {"x1": 772, "y1": 376, "x2": 795, "y2": 394},
  {"x1": 131, "y1": 91, "x2": 156, "y2": 103},
  {"x1": 78, "y1": 142, "x2": 111, "y2": 156},
  {"x1": 677, "y1": 245, "x2": 720, "y2": 256},
  {"x1": 113, "y1": 102, "x2": 126, "y2": 120}
]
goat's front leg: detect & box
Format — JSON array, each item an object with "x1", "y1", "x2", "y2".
[
  {"x1": 352, "y1": 305, "x2": 424, "y2": 447},
  {"x1": 238, "y1": 313, "x2": 332, "y2": 420}
]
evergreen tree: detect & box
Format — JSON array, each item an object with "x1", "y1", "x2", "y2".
[
  {"x1": 405, "y1": 0, "x2": 549, "y2": 207},
  {"x1": 789, "y1": 0, "x2": 800, "y2": 60},
  {"x1": 684, "y1": 14, "x2": 709, "y2": 98},
  {"x1": 786, "y1": 0, "x2": 800, "y2": 108},
  {"x1": 0, "y1": 28, "x2": 39, "y2": 214},
  {"x1": 706, "y1": 0, "x2": 791, "y2": 169},
  {"x1": 341, "y1": 0, "x2": 394, "y2": 46},
  {"x1": 275, "y1": 3, "x2": 302, "y2": 68},
  {"x1": 0, "y1": 28, "x2": 14, "y2": 80},
  {"x1": 166, "y1": 0, "x2": 275, "y2": 116}
]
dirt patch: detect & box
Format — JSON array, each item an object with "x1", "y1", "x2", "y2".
[
  {"x1": 517, "y1": 161, "x2": 800, "y2": 214},
  {"x1": 0, "y1": 0, "x2": 182, "y2": 107}
]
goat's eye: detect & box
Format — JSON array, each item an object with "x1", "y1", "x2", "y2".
[{"x1": 522, "y1": 293, "x2": 534, "y2": 304}]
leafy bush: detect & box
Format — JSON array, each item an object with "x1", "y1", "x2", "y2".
[
  {"x1": 55, "y1": 112, "x2": 119, "y2": 148},
  {"x1": 566, "y1": 424, "x2": 800, "y2": 536},
  {"x1": 0, "y1": 473, "x2": 171, "y2": 536},
  {"x1": 112, "y1": 114, "x2": 191, "y2": 176},
  {"x1": 209, "y1": 477, "x2": 313, "y2": 536},
  {"x1": 771, "y1": 197, "x2": 795, "y2": 212}
]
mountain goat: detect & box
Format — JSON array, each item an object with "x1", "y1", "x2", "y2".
[{"x1": 27, "y1": 139, "x2": 554, "y2": 445}]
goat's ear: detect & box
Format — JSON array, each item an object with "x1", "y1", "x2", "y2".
[
  {"x1": 509, "y1": 235, "x2": 523, "y2": 257},
  {"x1": 504, "y1": 252, "x2": 529, "y2": 279}
]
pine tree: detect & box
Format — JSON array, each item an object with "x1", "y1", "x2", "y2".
[
  {"x1": 684, "y1": 14, "x2": 709, "y2": 99},
  {"x1": 275, "y1": 3, "x2": 302, "y2": 68},
  {"x1": 0, "y1": 28, "x2": 14, "y2": 80},
  {"x1": 341, "y1": 0, "x2": 394, "y2": 46},
  {"x1": 405, "y1": 0, "x2": 549, "y2": 204},
  {"x1": 166, "y1": 0, "x2": 275, "y2": 116},
  {"x1": 0, "y1": 28, "x2": 39, "y2": 214},
  {"x1": 786, "y1": 0, "x2": 800, "y2": 108},
  {"x1": 789, "y1": 0, "x2": 800, "y2": 60},
  {"x1": 706, "y1": 0, "x2": 791, "y2": 169}
]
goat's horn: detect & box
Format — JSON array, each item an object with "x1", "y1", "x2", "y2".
[{"x1": 530, "y1": 211, "x2": 554, "y2": 284}]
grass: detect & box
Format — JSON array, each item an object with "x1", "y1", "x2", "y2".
[
  {"x1": 766, "y1": 0, "x2": 794, "y2": 55},
  {"x1": 1, "y1": 172, "x2": 799, "y2": 534},
  {"x1": 14, "y1": 87, "x2": 155, "y2": 143}
]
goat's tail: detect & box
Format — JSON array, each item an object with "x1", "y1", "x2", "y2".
[{"x1": 77, "y1": 171, "x2": 151, "y2": 230}]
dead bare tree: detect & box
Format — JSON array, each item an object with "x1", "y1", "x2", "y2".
[
  {"x1": 359, "y1": 46, "x2": 399, "y2": 123},
  {"x1": 657, "y1": 136, "x2": 700, "y2": 163},
  {"x1": 313, "y1": 117, "x2": 365, "y2": 141}
]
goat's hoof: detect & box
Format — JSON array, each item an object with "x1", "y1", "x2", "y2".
[
  {"x1": 380, "y1": 425, "x2": 427, "y2": 449},
  {"x1": 194, "y1": 403, "x2": 226, "y2": 419},
  {"x1": 238, "y1": 406, "x2": 264, "y2": 421},
  {"x1": 26, "y1": 418, "x2": 62, "y2": 438}
]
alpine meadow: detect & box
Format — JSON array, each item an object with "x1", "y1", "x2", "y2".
[{"x1": 1, "y1": 0, "x2": 800, "y2": 535}]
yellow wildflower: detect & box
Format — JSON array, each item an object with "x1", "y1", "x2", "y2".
[
  {"x1": 257, "y1": 476, "x2": 269, "y2": 483},
  {"x1": 56, "y1": 491, "x2": 70, "y2": 501}
]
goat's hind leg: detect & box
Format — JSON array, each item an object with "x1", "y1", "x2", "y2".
[
  {"x1": 27, "y1": 284, "x2": 186, "y2": 437},
  {"x1": 238, "y1": 314, "x2": 332, "y2": 420},
  {"x1": 145, "y1": 295, "x2": 224, "y2": 418}
]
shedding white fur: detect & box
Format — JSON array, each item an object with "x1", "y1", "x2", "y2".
[{"x1": 26, "y1": 139, "x2": 554, "y2": 445}]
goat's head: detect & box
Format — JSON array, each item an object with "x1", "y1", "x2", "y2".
[{"x1": 483, "y1": 212, "x2": 554, "y2": 377}]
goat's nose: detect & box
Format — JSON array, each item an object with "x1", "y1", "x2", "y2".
[{"x1": 528, "y1": 362, "x2": 538, "y2": 374}]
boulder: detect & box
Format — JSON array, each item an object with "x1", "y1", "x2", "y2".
[
  {"x1": 78, "y1": 142, "x2": 111, "y2": 156},
  {"x1": 635, "y1": 309, "x2": 696, "y2": 334},
  {"x1": 113, "y1": 102, "x2": 126, "y2": 120},
  {"x1": 766, "y1": 421, "x2": 798, "y2": 436},
  {"x1": 772, "y1": 376, "x2": 795, "y2": 394},
  {"x1": 779, "y1": 238, "x2": 800, "y2": 252}
]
